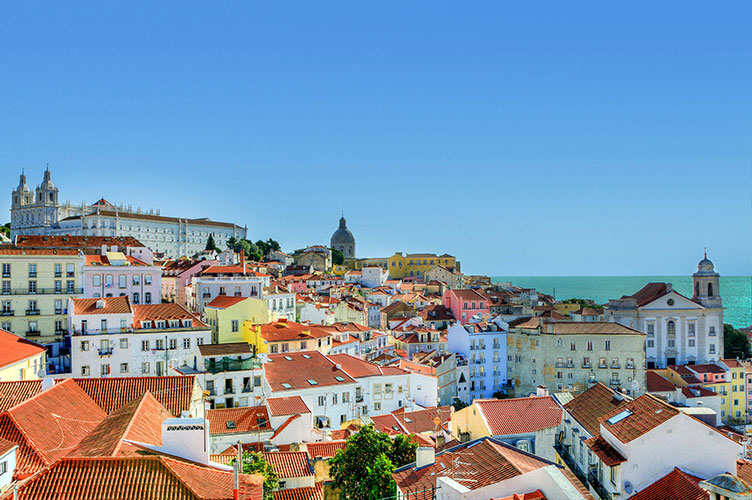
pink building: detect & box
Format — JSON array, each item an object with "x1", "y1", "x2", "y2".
[
  {"x1": 161, "y1": 258, "x2": 219, "y2": 307},
  {"x1": 82, "y1": 252, "x2": 162, "y2": 305},
  {"x1": 686, "y1": 364, "x2": 727, "y2": 384},
  {"x1": 442, "y1": 289, "x2": 490, "y2": 324}
]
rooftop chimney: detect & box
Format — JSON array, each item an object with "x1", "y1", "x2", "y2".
[
  {"x1": 415, "y1": 447, "x2": 435, "y2": 468},
  {"x1": 95, "y1": 299, "x2": 106, "y2": 309},
  {"x1": 536, "y1": 386, "x2": 550, "y2": 397},
  {"x1": 160, "y1": 417, "x2": 210, "y2": 465}
]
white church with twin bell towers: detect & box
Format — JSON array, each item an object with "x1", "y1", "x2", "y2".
[
  {"x1": 605, "y1": 252, "x2": 724, "y2": 369},
  {"x1": 10, "y1": 167, "x2": 246, "y2": 258}
]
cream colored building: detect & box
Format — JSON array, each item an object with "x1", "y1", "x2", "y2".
[
  {"x1": 507, "y1": 320, "x2": 646, "y2": 398},
  {"x1": 0, "y1": 248, "x2": 83, "y2": 356},
  {"x1": 0, "y1": 328, "x2": 47, "y2": 381}
]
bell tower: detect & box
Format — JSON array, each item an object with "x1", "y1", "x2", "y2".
[
  {"x1": 692, "y1": 250, "x2": 722, "y2": 308},
  {"x1": 10, "y1": 167, "x2": 60, "y2": 238}
]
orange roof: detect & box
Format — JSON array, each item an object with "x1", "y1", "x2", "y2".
[
  {"x1": 475, "y1": 397, "x2": 562, "y2": 435},
  {"x1": 265, "y1": 396, "x2": 311, "y2": 416},
  {"x1": 72, "y1": 296, "x2": 132, "y2": 315},
  {"x1": 305, "y1": 440, "x2": 347, "y2": 459},
  {"x1": 598, "y1": 394, "x2": 679, "y2": 443},
  {"x1": 206, "y1": 295, "x2": 251, "y2": 309},
  {"x1": 0, "y1": 379, "x2": 106, "y2": 475},
  {"x1": 395, "y1": 406, "x2": 451, "y2": 435},
  {"x1": 0, "y1": 380, "x2": 43, "y2": 412},
  {"x1": 84, "y1": 254, "x2": 148, "y2": 266},
  {"x1": 584, "y1": 435, "x2": 627, "y2": 466},
  {"x1": 133, "y1": 303, "x2": 206, "y2": 327},
  {"x1": 263, "y1": 451, "x2": 312, "y2": 479},
  {"x1": 257, "y1": 321, "x2": 333, "y2": 342},
  {"x1": 69, "y1": 392, "x2": 169, "y2": 457},
  {"x1": 201, "y1": 265, "x2": 246, "y2": 275},
  {"x1": 0, "y1": 247, "x2": 79, "y2": 256},
  {"x1": 14, "y1": 234, "x2": 145, "y2": 249},
  {"x1": 70, "y1": 376, "x2": 197, "y2": 416},
  {"x1": 273, "y1": 485, "x2": 323, "y2": 500},
  {"x1": 628, "y1": 467, "x2": 706, "y2": 500},
  {"x1": 14, "y1": 456, "x2": 263, "y2": 500},
  {"x1": 563, "y1": 383, "x2": 631, "y2": 436},
  {"x1": 329, "y1": 353, "x2": 406, "y2": 378},
  {"x1": 0, "y1": 329, "x2": 46, "y2": 369},
  {"x1": 207, "y1": 406, "x2": 271, "y2": 436},
  {"x1": 646, "y1": 372, "x2": 676, "y2": 393},
  {"x1": 494, "y1": 490, "x2": 546, "y2": 500},
  {"x1": 264, "y1": 352, "x2": 356, "y2": 391}
]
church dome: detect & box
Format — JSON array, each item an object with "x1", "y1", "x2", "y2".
[
  {"x1": 40, "y1": 167, "x2": 54, "y2": 190},
  {"x1": 696, "y1": 252, "x2": 716, "y2": 275},
  {"x1": 331, "y1": 217, "x2": 355, "y2": 245}
]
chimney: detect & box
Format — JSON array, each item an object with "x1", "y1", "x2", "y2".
[
  {"x1": 666, "y1": 283, "x2": 673, "y2": 293},
  {"x1": 536, "y1": 385, "x2": 549, "y2": 397},
  {"x1": 96, "y1": 299, "x2": 106, "y2": 309},
  {"x1": 160, "y1": 417, "x2": 210, "y2": 465},
  {"x1": 415, "y1": 447, "x2": 435, "y2": 468},
  {"x1": 240, "y1": 251, "x2": 246, "y2": 274}
]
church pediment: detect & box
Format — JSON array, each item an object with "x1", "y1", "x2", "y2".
[{"x1": 639, "y1": 290, "x2": 704, "y2": 310}]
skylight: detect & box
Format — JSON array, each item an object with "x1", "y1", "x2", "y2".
[
  {"x1": 284, "y1": 356, "x2": 293, "y2": 361},
  {"x1": 335, "y1": 376, "x2": 345, "y2": 382},
  {"x1": 308, "y1": 379, "x2": 318, "y2": 385},
  {"x1": 282, "y1": 383, "x2": 292, "y2": 389},
  {"x1": 607, "y1": 410, "x2": 633, "y2": 425},
  {"x1": 302, "y1": 354, "x2": 311, "y2": 359},
  {"x1": 226, "y1": 421, "x2": 236, "y2": 429}
]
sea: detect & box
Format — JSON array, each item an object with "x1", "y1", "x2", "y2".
[{"x1": 490, "y1": 276, "x2": 752, "y2": 329}]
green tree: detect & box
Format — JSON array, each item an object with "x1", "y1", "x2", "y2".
[
  {"x1": 0, "y1": 223, "x2": 9, "y2": 238},
  {"x1": 266, "y1": 238, "x2": 281, "y2": 252},
  {"x1": 256, "y1": 240, "x2": 270, "y2": 256},
  {"x1": 205, "y1": 233, "x2": 219, "y2": 252},
  {"x1": 331, "y1": 248, "x2": 345, "y2": 266},
  {"x1": 451, "y1": 398, "x2": 468, "y2": 411},
  {"x1": 329, "y1": 425, "x2": 416, "y2": 500},
  {"x1": 492, "y1": 390, "x2": 507, "y2": 400},
  {"x1": 238, "y1": 451, "x2": 278, "y2": 500},
  {"x1": 226, "y1": 236, "x2": 238, "y2": 250},
  {"x1": 724, "y1": 324, "x2": 751, "y2": 359}
]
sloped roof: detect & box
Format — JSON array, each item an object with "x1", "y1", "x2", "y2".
[
  {"x1": 207, "y1": 407, "x2": 271, "y2": 436},
  {"x1": 563, "y1": 383, "x2": 631, "y2": 436},
  {"x1": 598, "y1": 394, "x2": 679, "y2": 443},
  {"x1": 273, "y1": 484, "x2": 323, "y2": 500},
  {"x1": 257, "y1": 321, "x2": 333, "y2": 342},
  {"x1": 584, "y1": 435, "x2": 627, "y2": 466},
  {"x1": 629, "y1": 467, "x2": 706, "y2": 500},
  {"x1": 0, "y1": 329, "x2": 46, "y2": 369},
  {"x1": 206, "y1": 295, "x2": 251, "y2": 309},
  {"x1": 0, "y1": 380, "x2": 43, "y2": 413},
  {"x1": 14, "y1": 235, "x2": 145, "y2": 249},
  {"x1": 395, "y1": 406, "x2": 451, "y2": 435},
  {"x1": 264, "y1": 352, "x2": 356, "y2": 391},
  {"x1": 305, "y1": 440, "x2": 347, "y2": 459},
  {"x1": 328, "y1": 353, "x2": 406, "y2": 378},
  {"x1": 133, "y1": 303, "x2": 207, "y2": 327},
  {"x1": 265, "y1": 396, "x2": 311, "y2": 416},
  {"x1": 71, "y1": 376, "x2": 197, "y2": 416},
  {"x1": 14, "y1": 456, "x2": 263, "y2": 500},
  {"x1": 476, "y1": 397, "x2": 562, "y2": 435},
  {"x1": 620, "y1": 282, "x2": 670, "y2": 306},
  {"x1": 646, "y1": 372, "x2": 676, "y2": 393},
  {"x1": 198, "y1": 343, "x2": 253, "y2": 357},
  {"x1": 72, "y1": 296, "x2": 132, "y2": 315},
  {"x1": 263, "y1": 451, "x2": 312, "y2": 479}
]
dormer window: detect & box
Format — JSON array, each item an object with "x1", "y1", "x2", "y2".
[
  {"x1": 169, "y1": 320, "x2": 179, "y2": 328},
  {"x1": 141, "y1": 321, "x2": 152, "y2": 329}
]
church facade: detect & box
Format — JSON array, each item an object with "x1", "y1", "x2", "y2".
[
  {"x1": 606, "y1": 254, "x2": 724, "y2": 369},
  {"x1": 10, "y1": 169, "x2": 246, "y2": 258},
  {"x1": 330, "y1": 216, "x2": 355, "y2": 259}
]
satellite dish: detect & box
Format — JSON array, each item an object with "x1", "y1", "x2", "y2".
[
  {"x1": 631, "y1": 380, "x2": 640, "y2": 393},
  {"x1": 37, "y1": 369, "x2": 46, "y2": 379},
  {"x1": 624, "y1": 481, "x2": 633, "y2": 494}
]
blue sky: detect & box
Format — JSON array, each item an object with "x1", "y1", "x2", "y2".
[{"x1": 1, "y1": 2, "x2": 750, "y2": 276}]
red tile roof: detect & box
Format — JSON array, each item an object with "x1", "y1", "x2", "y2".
[
  {"x1": 563, "y1": 383, "x2": 631, "y2": 436},
  {"x1": 206, "y1": 295, "x2": 251, "y2": 309},
  {"x1": 264, "y1": 352, "x2": 356, "y2": 391},
  {"x1": 370, "y1": 414, "x2": 408, "y2": 435},
  {"x1": 273, "y1": 484, "x2": 323, "y2": 500},
  {"x1": 475, "y1": 397, "x2": 562, "y2": 435},
  {"x1": 395, "y1": 406, "x2": 451, "y2": 435},
  {"x1": 328, "y1": 429, "x2": 351, "y2": 440},
  {"x1": 15, "y1": 234, "x2": 146, "y2": 249},
  {"x1": 646, "y1": 372, "x2": 676, "y2": 393},
  {"x1": 681, "y1": 386, "x2": 718, "y2": 398},
  {"x1": 197, "y1": 343, "x2": 253, "y2": 357},
  {"x1": 305, "y1": 440, "x2": 347, "y2": 459},
  {"x1": 598, "y1": 394, "x2": 679, "y2": 443},
  {"x1": 0, "y1": 380, "x2": 43, "y2": 413},
  {"x1": 265, "y1": 396, "x2": 311, "y2": 416},
  {"x1": 207, "y1": 406, "x2": 271, "y2": 436},
  {"x1": 200, "y1": 265, "x2": 247, "y2": 275},
  {"x1": 85, "y1": 254, "x2": 149, "y2": 267},
  {"x1": 0, "y1": 436, "x2": 16, "y2": 456},
  {"x1": 14, "y1": 456, "x2": 263, "y2": 500},
  {"x1": 133, "y1": 303, "x2": 207, "y2": 327},
  {"x1": 584, "y1": 435, "x2": 627, "y2": 466},
  {"x1": 0, "y1": 329, "x2": 46, "y2": 369},
  {"x1": 620, "y1": 282, "x2": 670, "y2": 307},
  {"x1": 0, "y1": 379, "x2": 106, "y2": 475},
  {"x1": 689, "y1": 364, "x2": 726, "y2": 374},
  {"x1": 263, "y1": 451, "x2": 312, "y2": 479},
  {"x1": 0, "y1": 248, "x2": 80, "y2": 256},
  {"x1": 628, "y1": 467, "x2": 706, "y2": 500},
  {"x1": 493, "y1": 491, "x2": 546, "y2": 500},
  {"x1": 70, "y1": 376, "x2": 198, "y2": 416},
  {"x1": 257, "y1": 321, "x2": 333, "y2": 342},
  {"x1": 72, "y1": 296, "x2": 132, "y2": 315},
  {"x1": 329, "y1": 354, "x2": 406, "y2": 378},
  {"x1": 69, "y1": 392, "x2": 169, "y2": 457}
]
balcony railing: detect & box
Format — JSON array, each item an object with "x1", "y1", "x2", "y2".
[
  {"x1": 355, "y1": 395, "x2": 364, "y2": 403},
  {"x1": 26, "y1": 309, "x2": 41, "y2": 316},
  {"x1": 73, "y1": 327, "x2": 134, "y2": 336},
  {"x1": 98, "y1": 348, "x2": 113, "y2": 356},
  {"x1": 582, "y1": 362, "x2": 592, "y2": 368},
  {"x1": 204, "y1": 356, "x2": 262, "y2": 373},
  {"x1": 626, "y1": 363, "x2": 635, "y2": 369},
  {"x1": 588, "y1": 469, "x2": 612, "y2": 500},
  {"x1": 1, "y1": 287, "x2": 83, "y2": 296},
  {"x1": 26, "y1": 330, "x2": 41, "y2": 336},
  {"x1": 598, "y1": 363, "x2": 607, "y2": 369},
  {"x1": 0, "y1": 310, "x2": 13, "y2": 316},
  {"x1": 611, "y1": 363, "x2": 621, "y2": 369},
  {"x1": 555, "y1": 362, "x2": 566, "y2": 368},
  {"x1": 554, "y1": 439, "x2": 586, "y2": 484},
  {"x1": 609, "y1": 379, "x2": 621, "y2": 386}
]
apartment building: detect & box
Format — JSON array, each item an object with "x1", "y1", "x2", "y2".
[
  {"x1": 192, "y1": 265, "x2": 268, "y2": 313},
  {"x1": 82, "y1": 252, "x2": 161, "y2": 304},
  {"x1": 447, "y1": 320, "x2": 508, "y2": 400},
  {"x1": 507, "y1": 320, "x2": 646, "y2": 398}
]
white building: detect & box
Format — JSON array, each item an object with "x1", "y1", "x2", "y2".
[
  {"x1": 264, "y1": 284, "x2": 296, "y2": 321},
  {"x1": 10, "y1": 169, "x2": 246, "y2": 258},
  {"x1": 606, "y1": 254, "x2": 724, "y2": 368},
  {"x1": 447, "y1": 320, "x2": 508, "y2": 400},
  {"x1": 68, "y1": 297, "x2": 210, "y2": 378},
  {"x1": 361, "y1": 266, "x2": 388, "y2": 288},
  {"x1": 192, "y1": 265, "x2": 268, "y2": 313},
  {"x1": 83, "y1": 251, "x2": 161, "y2": 305}
]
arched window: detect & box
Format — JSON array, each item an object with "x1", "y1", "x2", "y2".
[
  {"x1": 708, "y1": 283, "x2": 714, "y2": 297},
  {"x1": 667, "y1": 320, "x2": 676, "y2": 337},
  {"x1": 49, "y1": 193, "x2": 54, "y2": 202},
  {"x1": 695, "y1": 282, "x2": 700, "y2": 297}
]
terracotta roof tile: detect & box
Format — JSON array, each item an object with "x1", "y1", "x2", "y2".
[
  {"x1": 0, "y1": 330, "x2": 46, "y2": 369},
  {"x1": 584, "y1": 435, "x2": 627, "y2": 466},
  {"x1": 198, "y1": 343, "x2": 253, "y2": 357},
  {"x1": 395, "y1": 406, "x2": 451, "y2": 435},
  {"x1": 14, "y1": 234, "x2": 145, "y2": 249},
  {"x1": 598, "y1": 394, "x2": 679, "y2": 443},
  {"x1": 646, "y1": 372, "x2": 676, "y2": 393},
  {"x1": 15, "y1": 456, "x2": 263, "y2": 500},
  {"x1": 263, "y1": 451, "x2": 312, "y2": 479},
  {"x1": 265, "y1": 396, "x2": 311, "y2": 416},
  {"x1": 0, "y1": 247, "x2": 79, "y2": 256},
  {"x1": 264, "y1": 352, "x2": 356, "y2": 391},
  {"x1": 133, "y1": 303, "x2": 207, "y2": 327},
  {"x1": 70, "y1": 376, "x2": 197, "y2": 416},
  {"x1": 257, "y1": 321, "x2": 333, "y2": 342},
  {"x1": 628, "y1": 467, "x2": 706, "y2": 500},
  {"x1": 206, "y1": 295, "x2": 251, "y2": 309},
  {"x1": 620, "y1": 282, "x2": 670, "y2": 307},
  {"x1": 207, "y1": 406, "x2": 271, "y2": 436},
  {"x1": 72, "y1": 296, "x2": 132, "y2": 315},
  {"x1": 273, "y1": 484, "x2": 323, "y2": 500},
  {"x1": 0, "y1": 380, "x2": 43, "y2": 413},
  {"x1": 563, "y1": 383, "x2": 631, "y2": 436},
  {"x1": 476, "y1": 397, "x2": 562, "y2": 435},
  {"x1": 305, "y1": 440, "x2": 347, "y2": 459}
]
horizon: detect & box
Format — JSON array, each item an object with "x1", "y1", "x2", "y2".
[{"x1": 2, "y1": 1, "x2": 751, "y2": 276}]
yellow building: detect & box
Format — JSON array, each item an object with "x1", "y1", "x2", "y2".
[
  {"x1": 387, "y1": 252, "x2": 457, "y2": 279},
  {"x1": 0, "y1": 328, "x2": 47, "y2": 380},
  {"x1": 349, "y1": 257, "x2": 388, "y2": 271},
  {"x1": 666, "y1": 363, "x2": 742, "y2": 423},
  {"x1": 0, "y1": 248, "x2": 83, "y2": 346},
  {"x1": 243, "y1": 319, "x2": 333, "y2": 355},
  {"x1": 203, "y1": 295, "x2": 270, "y2": 344},
  {"x1": 721, "y1": 359, "x2": 746, "y2": 423}
]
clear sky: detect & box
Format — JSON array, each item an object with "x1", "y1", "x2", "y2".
[{"x1": 1, "y1": 1, "x2": 750, "y2": 276}]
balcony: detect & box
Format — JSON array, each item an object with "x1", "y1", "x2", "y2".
[
  {"x1": 609, "y1": 379, "x2": 621, "y2": 387},
  {"x1": 555, "y1": 362, "x2": 566, "y2": 368},
  {"x1": 26, "y1": 329, "x2": 41, "y2": 336},
  {"x1": 1, "y1": 287, "x2": 83, "y2": 296},
  {"x1": 355, "y1": 395, "x2": 364, "y2": 403},
  {"x1": 566, "y1": 362, "x2": 574, "y2": 368},
  {"x1": 204, "y1": 356, "x2": 262, "y2": 374},
  {"x1": 98, "y1": 348, "x2": 113, "y2": 356},
  {"x1": 598, "y1": 363, "x2": 607, "y2": 369},
  {"x1": 582, "y1": 362, "x2": 592, "y2": 369},
  {"x1": 242, "y1": 386, "x2": 253, "y2": 393},
  {"x1": 0, "y1": 310, "x2": 13, "y2": 317},
  {"x1": 26, "y1": 309, "x2": 41, "y2": 316},
  {"x1": 554, "y1": 438, "x2": 586, "y2": 484},
  {"x1": 72, "y1": 327, "x2": 134, "y2": 336},
  {"x1": 611, "y1": 363, "x2": 621, "y2": 369},
  {"x1": 625, "y1": 363, "x2": 635, "y2": 370},
  {"x1": 588, "y1": 469, "x2": 612, "y2": 500}
]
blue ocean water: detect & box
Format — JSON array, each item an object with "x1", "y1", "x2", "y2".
[{"x1": 491, "y1": 276, "x2": 752, "y2": 329}]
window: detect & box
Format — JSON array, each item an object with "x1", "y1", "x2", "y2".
[
  {"x1": 231, "y1": 320, "x2": 239, "y2": 333},
  {"x1": 647, "y1": 339, "x2": 654, "y2": 348},
  {"x1": 587, "y1": 341, "x2": 593, "y2": 351},
  {"x1": 145, "y1": 275, "x2": 152, "y2": 285},
  {"x1": 142, "y1": 362, "x2": 150, "y2": 374},
  {"x1": 145, "y1": 292, "x2": 152, "y2": 304},
  {"x1": 133, "y1": 275, "x2": 141, "y2": 285},
  {"x1": 374, "y1": 402, "x2": 381, "y2": 411},
  {"x1": 709, "y1": 344, "x2": 716, "y2": 354},
  {"x1": 169, "y1": 338, "x2": 177, "y2": 350},
  {"x1": 332, "y1": 394, "x2": 338, "y2": 405},
  {"x1": 120, "y1": 363, "x2": 128, "y2": 373},
  {"x1": 101, "y1": 364, "x2": 110, "y2": 376},
  {"x1": 647, "y1": 323, "x2": 654, "y2": 337},
  {"x1": 281, "y1": 343, "x2": 289, "y2": 353},
  {"x1": 0, "y1": 460, "x2": 6, "y2": 475},
  {"x1": 1, "y1": 281, "x2": 9, "y2": 294},
  {"x1": 570, "y1": 342, "x2": 576, "y2": 351},
  {"x1": 155, "y1": 339, "x2": 164, "y2": 350},
  {"x1": 270, "y1": 344, "x2": 278, "y2": 353},
  {"x1": 557, "y1": 338, "x2": 563, "y2": 347},
  {"x1": 66, "y1": 263, "x2": 75, "y2": 277},
  {"x1": 105, "y1": 275, "x2": 113, "y2": 288},
  {"x1": 301, "y1": 340, "x2": 307, "y2": 350},
  {"x1": 93, "y1": 274, "x2": 101, "y2": 287},
  {"x1": 667, "y1": 320, "x2": 676, "y2": 336},
  {"x1": 668, "y1": 339, "x2": 675, "y2": 348},
  {"x1": 54, "y1": 299, "x2": 63, "y2": 314},
  {"x1": 689, "y1": 339, "x2": 695, "y2": 347},
  {"x1": 141, "y1": 340, "x2": 149, "y2": 351},
  {"x1": 688, "y1": 323, "x2": 696, "y2": 337},
  {"x1": 81, "y1": 341, "x2": 89, "y2": 351},
  {"x1": 708, "y1": 282, "x2": 714, "y2": 297},
  {"x1": 183, "y1": 338, "x2": 191, "y2": 349},
  {"x1": 343, "y1": 392, "x2": 350, "y2": 402},
  {"x1": 709, "y1": 326, "x2": 717, "y2": 336},
  {"x1": 318, "y1": 395, "x2": 326, "y2": 406},
  {"x1": 28, "y1": 281, "x2": 37, "y2": 293},
  {"x1": 81, "y1": 365, "x2": 90, "y2": 376},
  {"x1": 1, "y1": 264, "x2": 10, "y2": 278},
  {"x1": 133, "y1": 292, "x2": 140, "y2": 304},
  {"x1": 119, "y1": 275, "x2": 127, "y2": 289},
  {"x1": 55, "y1": 280, "x2": 62, "y2": 293},
  {"x1": 28, "y1": 263, "x2": 37, "y2": 277},
  {"x1": 604, "y1": 341, "x2": 611, "y2": 351}
]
